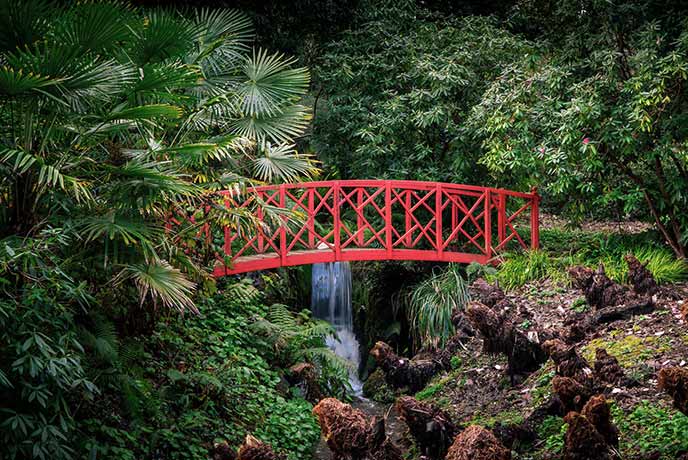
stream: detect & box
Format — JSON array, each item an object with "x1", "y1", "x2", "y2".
[{"x1": 310, "y1": 262, "x2": 403, "y2": 459}]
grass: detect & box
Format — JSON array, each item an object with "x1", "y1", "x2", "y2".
[
  {"x1": 490, "y1": 228, "x2": 687, "y2": 290},
  {"x1": 407, "y1": 264, "x2": 470, "y2": 348},
  {"x1": 488, "y1": 250, "x2": 567, "y2": 290}
]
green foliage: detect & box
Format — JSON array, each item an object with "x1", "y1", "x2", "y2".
[
  {"x1": 470, "y1": 2, "x2": 688, "y2": 257},
  {"x1": 0, "y1": 1, "x2": 314, "y2": 313},
  {"x1": 77, "y1": 282, "x2": 322, "y2": 460},
  {"x1": 539, "y1": 417, "x2": 566, "y2": 454},
  {"x1": 312, "y1": 0, "x2": 532, "y2": 181},
  {"x1": 493, "y1": 229, "x2": 688, "y2": 289},
  {"x1": 407, "y1": 264, "x2": 469, "y2": 348},
  {"x1": 614, "y1": 401, "x2": 688, "y2": 458},
  {"x1": 0, "y1": 3, "x2": 317, "y2": 459},
  {"x1": 255, "y1": 397, "x2": 320, "y2": 458},
  {"x1": 489, "y1": 250, "x2": 567, "y2": 290},
  {"x1": 415, "y1": 383, "x2": 443, "y2": 401},
  {"x1": 630, "y1": 247, "x2": 688, "y2": 283},
  {"x1": 250, "y1": 303, "x2": 351, "y2": 396}
]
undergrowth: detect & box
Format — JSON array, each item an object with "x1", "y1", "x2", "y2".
[
  {"x1": 75, "y1": 280, "x2": 341, "y2": 460},
  {"x1": 490, "y1": 228, "x2": 687, "y2": 290}
]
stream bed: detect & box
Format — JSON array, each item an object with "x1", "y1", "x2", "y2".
[{"x1": 311, "y1": 262, "x2": 403, "y2": 459}]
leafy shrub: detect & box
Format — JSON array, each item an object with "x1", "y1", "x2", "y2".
[{"x1": 75, "y1": 281, "x2": 325, "y2": 460}]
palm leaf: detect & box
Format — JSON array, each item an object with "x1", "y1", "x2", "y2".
[
  {"x1": 54, "y1": 1, "x2": 135, "y2": 54},
  {"x1": 130, "y1": 9, "x2": 200, "y2": 66},
  {"x1": 231, "y1": 104, "x2": 311, "y2": 144},
  {"x1": 119, "y1": 261, "x2": 197, "y2": 313},
  {"x1": 0, "y1": 0, "x2": 54, "y2": 51},
  {"x1": 252, "y1": 144, "x2": 317, "y2": 183},
  {"x1": 106, "y1": 104, "x2": 183, "y2": 121},
  {"x1": 236, "y1": 49, "x2": 310, "y2": 117},
  {"x1": 0, "y1": 67, "x2": 57, "y2": 96}
]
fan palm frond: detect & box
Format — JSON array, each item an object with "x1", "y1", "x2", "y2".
[
  {"x1": 119, "y1": 260, "x2": 197, "y2": 313},
  {"x1": 236, "y1": 49, "x2": 310, "y2": 117},
  {"x1": 252, "y1": 143, "x2": 317, "y2": 183},
  {"x1": 0, "y1": 149, "x2": 93, "y2": 203},
  {"x1": 231, "y1": 104, "x2": 311, "y2": 144},
  {"x1": 54, "y1": 1, "x2": 135, "y2": 54},
  {"x1": 130, "y1": 9, "x2": 200, "y2": 66},
  {"x1": 0, "y1": 0, "x2": 54, "y2": 51}
]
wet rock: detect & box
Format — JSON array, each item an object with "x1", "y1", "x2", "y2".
[
  {"x1": 562, "y1": 395, "x2": 618, "y2": 460},
  {"x1": 569, "y1": 265, "x2": 627, "y2": 309},
  {"x1": 445, "y1": 425, "x2": 511, "y2": 460},
  {"x1": 211, "y1": 441, "x2": 236, "y2": 460},
  {"x1": 370, "y1": 341, "x2": 438, "y2": 392},
  {"x1": 395, "y1": 396, "x2": 457, "y2": 459},
  {"x1": 470, "y1": 278, "x2": 512, "y2": 311},
  {"x1": 563, "y1": 411, "x2": 612, "y2": 460},
  {"x1": 543, "y1": 339, "x2": 593, "y2": 384},
  {"x1": 287, "y1": 363, "x2": 323, "y2": 403},
  {"x1": 581, "y1": 395, "x2": 619, "y2": 448},
  {"x1": 658, "y1": 367, "x2": 688, "y2": 415},
  {"x1": 594, "y1": 348, "x2": 626, "y2": 386},
  {"x1": 552, "y1": 376, "x2": 592, "y2": 413}
]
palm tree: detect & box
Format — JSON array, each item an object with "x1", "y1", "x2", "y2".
[{"x1": 0, "y1": 0, "x2": 315, "y2": 311}]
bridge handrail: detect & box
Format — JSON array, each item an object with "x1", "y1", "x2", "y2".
[{"x1": 211, "y1": 180, "x2": 539, "y2": 276}]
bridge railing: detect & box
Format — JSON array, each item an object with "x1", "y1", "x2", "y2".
[{"x1": 209, "y1": 180, "x2": 539, "y2": 275}]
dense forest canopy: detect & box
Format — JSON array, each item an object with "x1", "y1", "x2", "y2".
[{"x1": 311, "y1": 0, "x2": 688, "y2": 257}]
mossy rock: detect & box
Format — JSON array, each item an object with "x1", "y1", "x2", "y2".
[{"x1": 362, "y1": 368, "x2": 397, "y2": 403}]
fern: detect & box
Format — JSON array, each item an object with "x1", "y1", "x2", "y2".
[{"x1": 249, "y1": 303, "x2": 350, "y2": 396}]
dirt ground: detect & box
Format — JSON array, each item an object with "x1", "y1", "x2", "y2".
[{"x1": 407, "y1": 278, "x2": 688, "y2": 458}]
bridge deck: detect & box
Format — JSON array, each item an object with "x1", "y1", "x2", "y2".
[{"x1": 213, "y1": 248, "x2": 491, "y2": 276}]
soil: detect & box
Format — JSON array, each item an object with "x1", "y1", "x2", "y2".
[{"x1": 389, "y1": 278, "x2": 688, "y2": 458}]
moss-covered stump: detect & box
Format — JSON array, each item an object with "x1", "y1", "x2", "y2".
[{"x1": 362, "y1": 368, "x2": 397, "y2": 403}]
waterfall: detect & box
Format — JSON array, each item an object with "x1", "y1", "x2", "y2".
[{"x1": 311, "y1": 261, "x2": 363, "y2": 396}]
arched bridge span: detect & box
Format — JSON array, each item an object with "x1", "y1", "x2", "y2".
[{"x1": 212, "y1": 180, "x2": 539, "y2": 276}]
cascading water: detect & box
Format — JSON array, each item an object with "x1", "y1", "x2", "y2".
[{"x1": 311, "y1": 261, "x2": 364, "y2": 396}]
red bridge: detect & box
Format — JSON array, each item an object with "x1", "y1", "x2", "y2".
[{"x1": 213, "y1": 180, "x2": 539, "y2": 276}]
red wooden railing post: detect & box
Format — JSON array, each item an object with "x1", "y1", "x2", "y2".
[
  {"x1": 279, "y1": 184, "x2": 286, "y2": 265},
  {"x1": 484, "y1": 189, "x2": 492, "y2": 258},
  {"x1": 497, "y1": 192, "x2": 506, "y2": 249},
  {"x1": 435, "y1": 183, "x2": 443, "y2": 257},
  {"x1": 257, "y1": 191, "x2": 265, "y2": 254},
  {"x1": 356, "y1": 188, "x2": 364, "y2": 246},
  {"x1": 405, "y1": 191, "x2": 412, "y2": 247},
  {"x1": 308, "y1": 188, "x2": 315, "y2": 249},
  {"x1": 385, "y1": 180, "x2": 392, "y2": 257},
  {"x1": 334, "y1": 181, "x2": 341, "y2": 260},
  {"x1": 223, "y1": 196, "x2": 231, "y2": 257},
  {"x1": 530, "y1": 187, "x2": 540, "y2": 250}
]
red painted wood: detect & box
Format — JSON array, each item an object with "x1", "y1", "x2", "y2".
[{"x1": 210, "y1": 180, "x2": 539, "y2": 276}]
